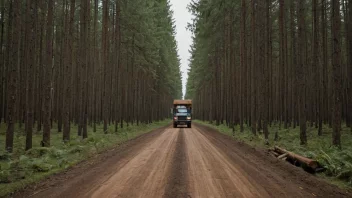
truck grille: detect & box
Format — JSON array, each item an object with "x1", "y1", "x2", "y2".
[{"x1": 177, "y1": 116, "x2": 187, "y2": 121}]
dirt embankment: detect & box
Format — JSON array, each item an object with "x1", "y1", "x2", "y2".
[{"x1": 12, "y1": 123, "x2": 350, "y2": 198}]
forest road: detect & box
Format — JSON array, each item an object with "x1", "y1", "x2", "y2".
[{"x1": 14, "y1": 123, "x2": 349, "y2": 198}]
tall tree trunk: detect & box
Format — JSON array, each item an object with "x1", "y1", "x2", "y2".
[
  {"x1": 82, "y1": 0, "x2": 90, "y2": 139},
  {"x1": 63, "y1": 0, "x2": 75, "y2": 142},
  {"x1": 321, "y1": 0, "x2": 328, "y2": 125},
  {"x1": 250, "y1": 0, "x2": 256, "y2": 135},
  {"x1": 18, "y1": 10, "x2": 26, "y2": 130},
  {"x1": 240, "y1": 0, "x2": 246, "y2": 133},
  {"x1": 6, "y1": 0, "x2": 19, "y2": 152},
  {"x1": 313, "y1": 0, "x2": 323, "y2": 135},
  {"x1": 290, "y1": 1, "x2": 298, "y2": 128},
  {"x1": 263, "y1": 0, "x2": 270, "y2": 142},
  {"x1": 331, "y1": 0, "x2": 342, "y2": 147},
  {"x1": 298, "y1": 0, "x2": 307, "y2": 145},
  {"x1": 25, "y1": 0, "x2": 36, "y2": 150},
  {"x1": 348, "y1": 0, "x2": 352, "y2": 131},
  {"x1": 114, "y1": 0, "x2": 121, "y2": 131},
  {"x1": 79, "y1": 0, "x2": 86, "y2": 138},
  {"x1": 93, "y1": 0, "x2": 98, "y2": 133},
  {"x1": 102, "y1": 0, "x2": 109, "y2": 133},
  {"x1": 0, "y1": 0, "x2": 5, "y2": 125},
  {"x1": 36, "y1": 0, "x2": 46, "y2": 132},
  {"x1": 57, "y1": 0, "x2": 66, "y2": 133},
  {"x1": 42, "y1": 0, "x2": 54, "y2": 147},
  {"x1": 279, "y1": 0, "x2": 287, "y2": 129}
]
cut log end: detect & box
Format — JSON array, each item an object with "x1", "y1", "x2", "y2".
[{"x1": 278, "y1": 153, "x2": 288, "y2": 159}]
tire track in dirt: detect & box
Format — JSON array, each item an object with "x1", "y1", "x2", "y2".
[
  {"x1": 163, "y1": 128, "x2": 189, "y2": 198},
  {"x1": 89, "y1": 128, "x2": 179, "y2": 198},
  {"x1": 192, "y1": 124, "x2": 294, "y2": 197},
  {"x1": 185, "y1": 126, "x2": 272, "y2": 197}
]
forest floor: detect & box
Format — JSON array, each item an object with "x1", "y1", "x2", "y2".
[
  {"x1": 0, "y1": 120, "x2": 170, "y2": 197},
  {"x1": 11, "y1": 123, "x2": 350, "y2": 198},
  {"x1": 196, "y1": 120, "x2": 352, "y2": 189}
]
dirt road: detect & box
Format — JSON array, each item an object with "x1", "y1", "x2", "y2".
[{"x1": 14, "y1": 123, "x2": 349, "y2": 198}]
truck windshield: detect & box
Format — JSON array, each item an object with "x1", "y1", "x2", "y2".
[{"x1": 177, "y1": 108, "x2": 188, "y2": 113}]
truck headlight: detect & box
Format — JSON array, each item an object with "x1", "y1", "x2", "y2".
[{"x1": 187, "y1": 117, "x2": 191, "y2": 120}]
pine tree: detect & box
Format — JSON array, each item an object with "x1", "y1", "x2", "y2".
[
  {"x1": 42, "y1": 0, "x2": 54, "y2": 147},
  {"x1": 331, "y1": 0, "x2": 342, "y2": 147}
]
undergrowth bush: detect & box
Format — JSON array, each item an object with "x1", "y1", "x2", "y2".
[{"x1": 0, "y1": 151, "x2": 11, "y2": 161}]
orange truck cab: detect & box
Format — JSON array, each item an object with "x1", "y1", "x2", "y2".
[{"x1": 173, "y1": 99, "x2": 192, "y2": 128}]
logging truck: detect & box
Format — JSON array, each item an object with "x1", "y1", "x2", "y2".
[{"x1": 173, "y1": 99, "x2": 192, "y2": 128}]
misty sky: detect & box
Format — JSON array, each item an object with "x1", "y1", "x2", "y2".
[{"x1": 170, "y1": 0, "x2": 193, "y2": 98}]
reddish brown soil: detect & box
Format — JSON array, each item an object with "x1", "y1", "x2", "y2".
[{"x1": 11, "y1": 123, "x2": 350, "y2": 198}]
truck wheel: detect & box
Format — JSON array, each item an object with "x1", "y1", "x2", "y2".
[
  {"x1": 173, "y1": 124, "x2": 177, "y2": 128},
  {"x1": 188, "y1": 123, "x2": 192, "y2": 128}
]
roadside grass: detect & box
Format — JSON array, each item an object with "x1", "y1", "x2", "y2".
[
  {"x1": 195, "y1": 120, "x2": 352, "y2": 189},
  {"x1": 0, "y1": 120, "x2": 170, "y2": 196}
]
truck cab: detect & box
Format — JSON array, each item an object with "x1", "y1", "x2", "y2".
[{"x1": 173, "y1": 100, "x2": 192, "y2": 128}]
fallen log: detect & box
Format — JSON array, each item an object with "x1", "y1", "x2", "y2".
[
  {"x1": 269, "y1": 150, "x2": 280, "y2": 157},
  {"x1": 268, "y1": 152, "x2": 277, "y2": 158},
  {"x1": 274, "y1": 146, "x2": 318, "y2": 170},
  {"x1": 277, "y1": 153, "x2": 288, "y2": 160}
]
